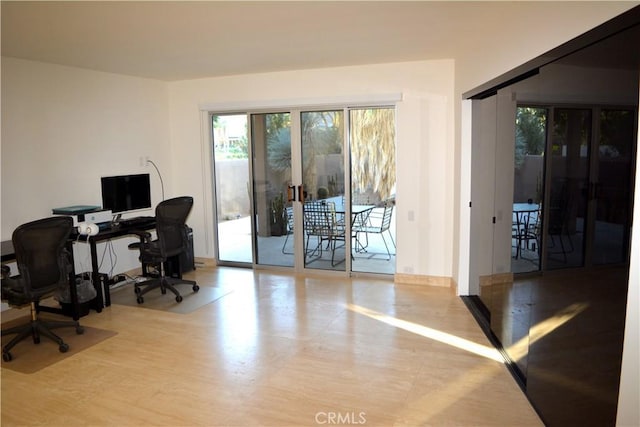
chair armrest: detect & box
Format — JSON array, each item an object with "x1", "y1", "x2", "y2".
[
  {"x1": 127, "y1": 230, "x2": 154, "y2": 251},
  {"x1": 129, "y1": 230, "x2": 153, "y2": 241}
]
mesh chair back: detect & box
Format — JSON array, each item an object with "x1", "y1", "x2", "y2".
[
  {"x1": 12, "y1": 216, "x2": 73, "y2": 297},
  {"x1": 155, "y1": 196, "x2": 194, "y2": 259},
  {"x1": 304, "y1": 201, "x2": 343, "y2": 238}
]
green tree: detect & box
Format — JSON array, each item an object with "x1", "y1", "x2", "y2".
[{"x1": 515, "y1": 107, "x2": 546, "y2": 169}]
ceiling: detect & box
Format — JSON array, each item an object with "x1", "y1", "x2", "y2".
[{"x1": 1, "y1": 1, "x2": 637, "y2": 82}]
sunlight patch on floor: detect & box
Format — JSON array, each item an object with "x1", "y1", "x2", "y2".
[
  {"x1": 346, "y1": 303, "x2": 503, "y2": 362},
  {"x1": 506, "y1": 302, "x2": 589, "y2": 362}
]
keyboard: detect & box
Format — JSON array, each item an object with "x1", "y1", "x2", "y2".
[{"x1": 118, "y1": 216, "x2": 155, "y2": 228}]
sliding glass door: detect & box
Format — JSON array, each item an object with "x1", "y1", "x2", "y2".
[
  {"x1": 545, "y1": 108, "x2": 591, "y2": 269},
  {"x1": 511, "y1": 106, "x2": 636, "y2": 272},
  {"x1": 300, "y1": 110, "x2": 346, "y2": 271},
  {"x1": 350, "y1": 108, "x2": 397, "y2": 274},
  {"x1": 212, "y1": 106, "x2": 396, "y2": 275},
  {"x1": 251, "y1": 112, "x2": 294, "y2": 268},
  {"x1": 212, "y1": 114, "x2": 252, "y2": 264},
  {"x1": 591, "y1": 108, "x2": 636, "y2": 265},
  {"x1": 547, "y1": 107, "x2": 636, "y2": 269}
]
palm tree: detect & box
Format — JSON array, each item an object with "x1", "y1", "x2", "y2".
[
  {"x1": 350, "y1": 108, "x2": 396, "y2": 200},
  {"x1": 266, "y1": 109, "x2": 396, "y2": 202}
]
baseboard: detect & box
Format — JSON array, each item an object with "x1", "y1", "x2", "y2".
[
  {"x1": 479, "y1": 272, "x2": 514, "y2": 288},
  {"x1": 194, "y1": 257, "x2": 215, "y2": 268},
  {"x1": 394, "y1": 273, "x2": 453, "y2": 289}
]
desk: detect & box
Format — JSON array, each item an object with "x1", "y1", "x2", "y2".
[{"x1": 72, "y1": 217, "x2": 156, "y2": 310}]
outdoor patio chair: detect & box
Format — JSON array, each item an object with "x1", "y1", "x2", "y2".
[
  {"x1": 303, "y1": 201, "x2": 345, "y2": 266},
  {"x1": 353, "y1": 199, "x2": 396, "y2": 260},
  {"x1": 281, "y1": 206, "x2": 295, "y2": 254}
]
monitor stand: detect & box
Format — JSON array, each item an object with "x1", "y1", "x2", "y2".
[{"x1": 112, "y1": 213, "x2": 122, "y2": 226}]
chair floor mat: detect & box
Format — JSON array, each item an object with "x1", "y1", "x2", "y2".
[
  {"x1": 1, "y1": 316, "x2": 117, "y2": 374},
  {"x1": 109, "y1": 282, "x2": 229, "y2": 314}
]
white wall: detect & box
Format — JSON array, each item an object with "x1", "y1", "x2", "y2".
[
  {"x1": 453, "y1": 3, "x2": 637, "y2": 96},
  {"x1": 167, "y1": 60, "x2": 455, "y2": 278},
  {"x1": 1, "y1": 57, "x2": 170, "y2": 275}
]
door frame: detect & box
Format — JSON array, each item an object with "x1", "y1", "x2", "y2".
[{"x1": 206, "y1": 100, "x2": 399, "y2": 276}]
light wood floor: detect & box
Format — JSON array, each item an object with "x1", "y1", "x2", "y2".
[{"x1": 1, "y1": 266, "x2": 542, "y2": 426}]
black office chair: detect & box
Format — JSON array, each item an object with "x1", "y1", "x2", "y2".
[
  {"x1": 1, "y1": 216, "x2": 83, "y2": 362},
  {"x1": 131, "y1": 196, "x2": 199, "y2": 304}
]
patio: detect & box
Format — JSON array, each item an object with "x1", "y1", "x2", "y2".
[{"x1": 217, "y1": 209, "x2": 396, "y2": 275}]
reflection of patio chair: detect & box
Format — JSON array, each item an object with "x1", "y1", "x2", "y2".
[
  {"x1": 351, "y1": 208, "x2": 372, "y2": 253},
  {"x1": 354, "y1": 200, "x2": 396, "y2": 260},
  {"x1": 547, "y1": 181, "x2": 574, "y2": 263},
  {"x1": 303, "y1": 201, "x2": 345, "y2": 266},
  {"x1": 548, "y1": 206, "x2": 574, "y2": 263},
  {"x1": 281, "y1": 206, "x2": 294, "y2": 254},
  {"x1": 513, "y1": 207, "x2": 541, "y2": 260}
]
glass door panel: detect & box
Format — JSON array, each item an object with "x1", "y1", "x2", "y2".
[
  {"x1": 512, "y1": 107, "x2": 546, "y2": 273},
  {"x1": 301, "y1": 110, "x2": 346, "y2": 271},
  {"x1": 350, "y1": 108, "x2": 397, "y2": 274},
  {"x1": 212, "y1": 114, "x2": 252, "y2": 264},
  {"x1": 546, "y1": 108, "x2": 591, "y2": 269},
  {"x1": 592, "y1": 109, "x2": 636, "y2": 265},
  {"x1": 251, "y1": 112, "x2": 294, "y2": 267}
]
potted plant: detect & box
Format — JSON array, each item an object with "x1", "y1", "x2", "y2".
[
  {"x1": 317, "y1": 186, "x2": 329, "y2": 200},
  {"x1": 270, "y1": 192, "x2": 287, "y2": 236}
]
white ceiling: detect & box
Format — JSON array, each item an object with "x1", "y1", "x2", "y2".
[{"x1": 1, "y1": 1, "x2": 637, "y2": 82}]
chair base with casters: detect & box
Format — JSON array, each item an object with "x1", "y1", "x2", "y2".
[
  {"x1": 1, "y1": 216, "x2": 84, "y2": 362},
  {"x1": 2, "y1": 264, "x2": 83, "y2": 362},
  {"x1": 1, "y1": 301, "x2": 84, "y2": 362},
  {"x1": 130, "y1": 196, "x2": 199, "y2": 304},
  {"x1": 133, "y1": 261, "x2": 199, "y2": 304}
]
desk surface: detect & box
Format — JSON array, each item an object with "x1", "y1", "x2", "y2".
[
  {"x1": 2, "y1": 217, "x2": 156, "y2": 259},
  {"x1": 72, "y1": 217, "x2": 156, "y2": 242}
]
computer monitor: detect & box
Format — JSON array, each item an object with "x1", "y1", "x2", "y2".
[{"x1": 101, "y1": 173, "x2": 151, "y2": 215}]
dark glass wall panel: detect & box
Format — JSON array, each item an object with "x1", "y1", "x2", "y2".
[{"x1": 473, "y1": 22, "x2": 638, "y2": 427}]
